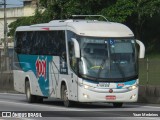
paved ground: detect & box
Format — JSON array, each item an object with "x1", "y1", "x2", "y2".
[{"x1": 0, "y1": 93, "x2": 159, "y2": 120}]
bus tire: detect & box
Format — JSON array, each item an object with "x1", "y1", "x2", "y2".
[
  {"x1": 25, "y1": 81, "x2": 36, "y2": 103},
  {"x1": 61, "y1": 84, "x2": 73, "y2": 107},
  {"x1": 113, "y1": 102, "x2": 123, "y2": 108}
]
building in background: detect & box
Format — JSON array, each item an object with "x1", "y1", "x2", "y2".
[
  {"x1": 0, "y1": 0, "x2": 38, "y2": 58},
  {"x1": 0, "y1": 0, "x2": 38, "y2": 41}
]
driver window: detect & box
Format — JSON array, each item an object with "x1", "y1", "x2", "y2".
[{"x1": 68, "y1": 41, "x2": 78, "y2": 73}]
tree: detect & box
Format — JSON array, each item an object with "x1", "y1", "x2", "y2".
[
  {"x1": 8, "y1": 16, "x2": 34, "y2": 36},
  {"x1": 8, "y1": 0, "x2": 160, "y2": 42},
  {"x1": 99, "y1": 0, "x2": 135, "y2": 22},
  {"x1": 8, "y1": 0, "x2": 115, "y2": 36},
  {"x1": 99, "y1": 0, "x2": 160, "y2": 40},
  {"x1": 8, "y1": 9, "x2": 46, "y2": 36},
  {"x1": 38, "y1": 0, "x2": 115, "y2": 19},
  {"x1": 132, "y1": 0, "x2": 160, "y2": 40}
]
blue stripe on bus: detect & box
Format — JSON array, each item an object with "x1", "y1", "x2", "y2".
[
  {"x1": 116, "y1": 80, "x2": 136, "y2": 89},
  {"x1": 84, "y1": 79, "x2": 136, "y2": 89},
  {"x1": 83, "y1": 79, "x2": 99, "y2": 84},
  {"x1": 18, "y1": 54, "x2": 52, "y2": 96}
]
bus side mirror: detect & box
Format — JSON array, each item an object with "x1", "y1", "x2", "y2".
[
  {"x1": 71, "y1": 38, "x2": 80, "y2": 58},
  {"x1": 136, "y1": 40, "x2": 145, "y2": 59}
]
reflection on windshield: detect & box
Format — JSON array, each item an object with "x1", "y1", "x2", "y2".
[
  {"x1": 80, "y1": 43, "x2": 108, "y2": 75},
  {"x1": 78, "y1": 37, "x2": 137, "y2": 81}
]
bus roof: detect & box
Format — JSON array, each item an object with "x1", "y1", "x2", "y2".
[{"x1": 16, "y1": 19, "x2": 134, "y2": 37}]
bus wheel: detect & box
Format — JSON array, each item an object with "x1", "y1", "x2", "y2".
[
  {"x1": 25, "y1": 81, "x2": 36, "y2": 103},
  {"x1": 61, "y1": 84, "x2": 72, "y2": 107},
  {"x1": 113, "y1": 102, "x2": 123, "y2": 108}
]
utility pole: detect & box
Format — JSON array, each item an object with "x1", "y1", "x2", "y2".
[
  {"x1": 0, "y1": 0, "x2": 8, "y2": 70},
  {"x1": 4, "y1": 0, "x2": 8, "y2": 57}
]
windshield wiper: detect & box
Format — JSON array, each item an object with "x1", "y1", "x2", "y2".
[
  {"x1": 114, "y1": 60, "x2": 126, "y2": 81},
  {"x1": 95, "y1": 43, "x2": 109, "y2": 81},
  {"x1": 95, "y1": 55, "x2": 108, "y2": 81}
]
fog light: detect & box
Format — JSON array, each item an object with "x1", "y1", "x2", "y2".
[
  {"x1": 83, "y1": 93, "x2": 89, "y2": 98},
  {"x1": 130, "y1": 94, "x2": 136, "y2": 99}
]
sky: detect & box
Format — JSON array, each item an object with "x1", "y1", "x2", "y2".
[{"x1": 0, "y1": 0, "x2": 23, "y2": 8}]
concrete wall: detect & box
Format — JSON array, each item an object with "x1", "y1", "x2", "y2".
[
  {"x1": 0, "y1": 7, "x2": 24, "y2": 18},
  {"x1": 0, "y1": 4, "x2": 36, "y2": 40},
  {"x1": 0, "y1": 72, "x2": 14, "y2": 92},
  {"x1": 138, "y1": 85, "x2": 160, "y2": 104}
]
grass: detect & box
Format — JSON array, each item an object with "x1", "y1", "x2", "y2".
[{"x1": 145, "y1": 53, "x2": 160, "y2": 59}]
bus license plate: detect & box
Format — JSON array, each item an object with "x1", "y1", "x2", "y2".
[{"x1": 106, "y1": 96, "x2": 116, "y2": 100}]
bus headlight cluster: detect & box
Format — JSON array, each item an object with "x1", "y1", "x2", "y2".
[
  {"x1": 84, "y1": 85, "x2": 90, "y2": 89},
  {"x1": 79, "y1": 83, "x2": 92, "y2": 89},
  {"x1": 127, "y1": 85, "x2": 138, "y2": 91}
]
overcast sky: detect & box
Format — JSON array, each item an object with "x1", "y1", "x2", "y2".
[{"x1": 0, "y1": 0, "x2": 23, "y2": 8}]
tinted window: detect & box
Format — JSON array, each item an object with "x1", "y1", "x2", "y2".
[{"x1": 15, "y1": 31, "x2": 66, "y2": 56}]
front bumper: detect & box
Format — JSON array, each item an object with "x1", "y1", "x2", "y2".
[{"x1": 78, "y1": 86, "x2": 138, "y2": 102}]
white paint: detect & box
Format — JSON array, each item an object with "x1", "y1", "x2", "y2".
[
  {"x1": 136, "y1": 40, "x2": 145, "y2": 58},
  {"x1": 16, "y1": 20, "x2": 134, "y2": 38}
]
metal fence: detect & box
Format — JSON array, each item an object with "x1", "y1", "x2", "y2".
[
  {"x1": 138, "y1": 59, "x2": 160, "y2": 103},
  {"x1": 0, "y1": 55, "x2": 13, "y2": 92},
  {"x1": 139, "y1": 58, "x2": 160, "y2": 85}
]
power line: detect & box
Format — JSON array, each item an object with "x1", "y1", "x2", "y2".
[{"x1": 0, "y1": 0, "x2": 8, "y2": 69}]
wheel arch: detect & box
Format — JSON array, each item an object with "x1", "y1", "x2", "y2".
[
  {"x1": 24, "y1": 75, "x2": 32, "y2": 94},
  {"x1": 60, "y1": 79, "x2": 68, "y2": 99}
]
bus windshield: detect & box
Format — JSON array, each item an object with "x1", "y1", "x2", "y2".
[{"x1": 78, "y1": 37, "x2": 137, "y2": 81}]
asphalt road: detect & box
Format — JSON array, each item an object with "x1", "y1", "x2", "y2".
[{"x1": 0, "y1": 93, "x2": 160, "y2": 120}]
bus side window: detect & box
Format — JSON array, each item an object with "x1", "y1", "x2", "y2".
[{"x1": 15, "y1": 32, "x2": 23, "y2": 53}]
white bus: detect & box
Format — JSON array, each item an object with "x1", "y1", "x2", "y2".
[{"x1": 13, "y1": 15, "x2": 145, "y2": 107}]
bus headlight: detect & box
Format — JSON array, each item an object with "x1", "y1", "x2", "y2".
[
  {"x1": 78, "y1": 83, "x2": 94, "y2": 90},
  {"x1": 127, "y1": 85, "x2": 138, "y2": 91},
  {"x1": 84, "y1": 85, "x2": 90, "y2": 89},
  {"x1": 79, "y1": 84, "x2": 91, "y2": 89}
]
